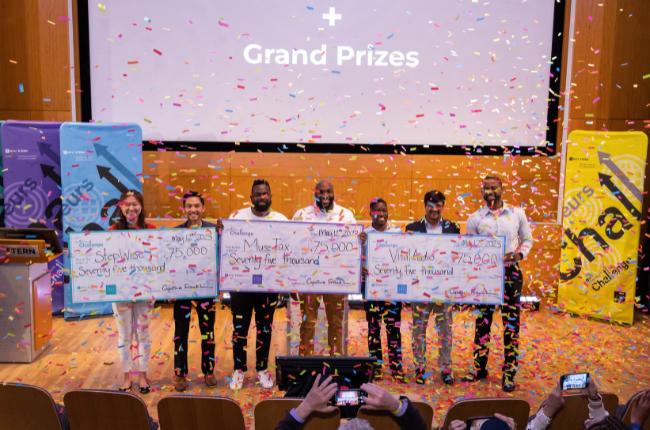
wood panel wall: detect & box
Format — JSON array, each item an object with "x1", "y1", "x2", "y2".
[{"x1": 0, "y1": 0, "x2": 78, "y2": 122}]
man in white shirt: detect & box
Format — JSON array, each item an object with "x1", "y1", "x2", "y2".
[
  {"x1": 362, "y1": 198, "x2": 404, "y2": 381},
  {"x1": 293, "y1": 180, "x2": 357, "y2": 357},
  {"x1": 462, "y1": 175, "x2": 533, "y2": 392},
  {"x1": 404, "y1": 190, "x2": 460, "y2": 386},
  {"x1": 226, "y1": 179, "x2": 288, "y2": 390}
]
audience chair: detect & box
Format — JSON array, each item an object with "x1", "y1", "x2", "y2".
[
  {"x1": 254, "y1": 398, "x2": 340, "y2": 430},
  {"x1": 0, "y1": 382, "x2": 66, "y2": 430},
  {"x1": 357, "y1": 402, "x2": 435, "y2": 430},
  {"x1": 64, "y1": 389, "x2": 155, "y2": 430},
  {"x1": 157, "y1": 395, "x2": 245, "y2": 430},
  {"x1": 442, "y1": 397, "x2": 531, "y2": 430},
  {"x1": 534, "y1": 393, "x2": 619, "y2": 429}
]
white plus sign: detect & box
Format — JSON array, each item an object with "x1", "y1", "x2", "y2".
[{"x1": 322, "y1": 7, "x2": 342, "y2": 26}]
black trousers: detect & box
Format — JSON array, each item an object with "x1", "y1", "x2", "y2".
[
  {"x1": 173, "y1": 299, "x2": 216, "y2": 377},
  {"x1": 363, "y1": 300, "x2": 403, "y2": 374},
  {"x1": 471, "y1": 264, "x2": 523, "y2": 378},
  {"x1": 230, "y1": 292, "x2": 278, "y2": 372}
]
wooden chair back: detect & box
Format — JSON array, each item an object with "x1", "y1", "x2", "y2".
[
  {"x1": 64, "y1": 389, "x2": 151, "y2": 430},
  {"x1": 442, "y1": 398, "x2": 530, "y2": 430},
  {"x1": 254, "y1": 398, "x2": 340, "y2": 430},
  {"x1": 619, "y1": 391, "x2": 650, "y2": 429},
  {"x1": 157, "y1": 395, "x2": 245, "y2": 430},
  {"x1": 541, "y1": 393, "x2": 619, "y2": 429},
  {"x1": 357, "y1": 402, "x2": 435, "y2": 430},
  {"x1": 0, "y1": 383, "x2": 63, "y2": 430}
]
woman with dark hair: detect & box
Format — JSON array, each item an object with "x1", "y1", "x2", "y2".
[{"x1": 108, "y1": 190, "x2": 157, "y2": 393}]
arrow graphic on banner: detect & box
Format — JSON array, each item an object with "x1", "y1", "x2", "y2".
[
  {"x1": 598, "y1": 173, "x2": 641, "y2": 220},
  {"x1": 597, "y1": 151, "x2": 642, "y2": 201},
  {"x1": 37, "y1": 141, "x2": 60, "y2": 164},
  {"x1": 97, "y1": 165, "x2": 129, "y2": 194},
  {"x1": 41, "y1": 164, "x2": 61, "y2": 184},
  {"x1": 93, "y1": 142, "x2": 141, "y2": 188}
]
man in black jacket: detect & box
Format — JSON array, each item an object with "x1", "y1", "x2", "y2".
[
  {"x1": 273, "y1": 374, "x2": 427, "y2": 430},
  {"x1": 171, "y1": 191, "x2": 218, "y2": 391},
  {"x1": 405, "y1": 190, "x2": 460, "y2": 386}
]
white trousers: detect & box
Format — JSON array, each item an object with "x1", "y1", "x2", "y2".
[{"x1": 112, "y1": 301, "x2": 153, "y2": 373}]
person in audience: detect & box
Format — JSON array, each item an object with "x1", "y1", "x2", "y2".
[
  {"x1": 226, "y1": 179, "x2": 288, "y2": 390},
  {"x1": 362, "y1": 197, "x2": 403, "y2": 381},
  {"x1": 274, "y1": 374, "x2": 427, "y2": 430},
  {"x1": 108, "y1": 190, "x2": 157, "y2": 393},
  {"x1": 462, "y1": 175, "x2": 533, "y2": 392},
  {"x1": 450, "y1": 414, "x2": 515, "y2": 430},
  {"x1": 405, "y1": 190, "x2": 460, "y2": 386},
  {"x1": 617, "y1": 388, "x2": 650, "y2": 424},
  {"x1": 170, "y1": 191, "x2": 218, "y2": 391},
  {"x1": 292, "y1": 179, "x2": 364, "y2": 358},
  {"x1": 449, "y1": 377, "x2": 650, "y2": 430}
]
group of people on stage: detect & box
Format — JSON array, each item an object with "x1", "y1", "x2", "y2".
[{"x1": 107, "y1": 173, "x2": 532, "y2": 394}]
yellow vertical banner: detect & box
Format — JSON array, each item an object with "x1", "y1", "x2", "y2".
[{"x1": 558, "y1": 131, "x2": 648, "y2": 324}]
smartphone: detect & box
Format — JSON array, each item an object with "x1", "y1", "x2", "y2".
[
  {"x1": 333, "y1": 389, "x2": 367, "y2": 407},
  {"x1": 466, "y1": 417, "x2": 510, "y2": 430},
  {"x1": 560, "y1": 372, "x2": 589, "y2": 390}
]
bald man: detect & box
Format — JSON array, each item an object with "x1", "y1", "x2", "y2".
[{"x1": 293, "y1": 180, "x2": 358, "y2": 357}]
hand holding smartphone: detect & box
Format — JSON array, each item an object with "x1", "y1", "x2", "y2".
[{"x1": 560, "y1": 372, "x2": 589, "y2": 391}]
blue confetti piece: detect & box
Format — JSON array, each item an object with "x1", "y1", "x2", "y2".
[
  {"x1": 307, "y1": 6, "x2": 313, "y2": 10},
  {"x1": 331, "y1": 70, "x2": 341, "y2": 74},
  {"x1": 387, "y1": 34, "x2": 393, "y2": 39},
  {"x1": 19, "y1": 84, "x2": 24, "y2": 93},
  {"x1": 16, "y1": 276, "x2": 22, "y2": 280},
  {"x1": 43, "y1": 98, "x2": 51, "y2": 102}
]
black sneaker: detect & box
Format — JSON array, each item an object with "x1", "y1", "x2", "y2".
[
  {"x1": 441, "y1": 370, "x2": 455, "y2": 386},
  {"x1": 461, "y1": 370, "x2": 488, "y2": 383},
  {"x1": 502, "y1": 374, "x2": 516, "y2": 392}
]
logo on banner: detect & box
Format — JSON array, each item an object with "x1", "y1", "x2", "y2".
[
  {"x1": 62, "y1": 180, "x2": 105, "y2": 227},
  {"x1": 252, "y1": 274, "x2": 263, "y2": 284},
  {"x1": 4, "y1": 180, "x2": 47, "y2": 222}
]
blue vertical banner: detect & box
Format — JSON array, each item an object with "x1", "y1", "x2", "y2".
[
  {"x1": 60, "y1": 122, "x2": 143, "y2": 320},
  {"x1": 1, "y1": 120, "x2": 65, "y2": 312}
]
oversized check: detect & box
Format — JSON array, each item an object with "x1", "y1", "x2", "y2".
[
  {"x1": 219, "y1": 220, "x2": 364, "y2": 294},
  {"x1": 69, "y1": 228, "x2": 218, "y2": 303},
  {"x1": 366, "y1": 232, "x2": 506, "y2": 304}
]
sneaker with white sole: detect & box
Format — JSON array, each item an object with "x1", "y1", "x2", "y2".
[
  {"x1": 230, "y1": 369, "x2": 244, "y2": 390},
  {"x1": 257, "y1": 370, "x2": 274, "y2": 389}
]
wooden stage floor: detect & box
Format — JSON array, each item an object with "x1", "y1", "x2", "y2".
[{"x1": 1, "y1": 304, "x2": 649, "y2": 428}]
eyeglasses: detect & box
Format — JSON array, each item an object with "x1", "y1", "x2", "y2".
[{"x1": 121, "y1": 203, "x2": 141, "y2": 209}]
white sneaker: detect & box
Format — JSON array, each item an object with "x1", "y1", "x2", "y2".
[
  {"x1": 230, "y1": 369, "x2": 244, "y2": 390},
  {"x1": 257, "y1": 370, "x2": 274, "y2": 389}
]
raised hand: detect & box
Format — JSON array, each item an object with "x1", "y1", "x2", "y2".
[
  {"x1": 360, "y1": 382, "x2": 401, "y2": 412},
  {"x1": 294, "y1": 374, "x2": 339, "y2": 421}
]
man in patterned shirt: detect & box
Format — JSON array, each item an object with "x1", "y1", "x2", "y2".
[{"x1": 462, "y1": 175, "x2": 533, "y2": 392}]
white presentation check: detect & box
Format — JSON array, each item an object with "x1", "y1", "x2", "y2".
[
  {"x1": 366, "y1": 232, "x2": 506, "y2": 305},
  {"x1": 219, "y1": 219, "x2": 364, "y2": 294},
  {"x1": 69, "y1": 228, "x2": 218, "y2": 303}
]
